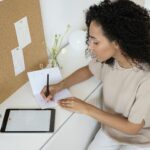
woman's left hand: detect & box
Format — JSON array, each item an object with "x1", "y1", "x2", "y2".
[{"x1": 58, "y1": 97, "x2": 90, "y2": 114}]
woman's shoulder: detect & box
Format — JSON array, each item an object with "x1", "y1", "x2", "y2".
[
  {"x1": 89, "y1": 58, "x2": 113, "y2": 71},
  {"x1": 88, "y1": 58, "x2": 112, "y2": 80},
  {"x1": 137, "y1": 67, "x2": 150, "y2": 92}
]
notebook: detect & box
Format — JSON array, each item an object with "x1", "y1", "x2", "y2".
[{"x1": 27, "y1": 67, "x2": 72, "y2": 108}]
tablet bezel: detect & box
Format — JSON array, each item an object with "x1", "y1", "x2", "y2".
[{"x1": 0, "y1": 108, "x2": 55, "y2": 133}]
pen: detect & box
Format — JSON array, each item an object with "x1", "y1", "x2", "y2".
[{"x1": 45, "y1": 74, "x2": 50, "y2": 97}]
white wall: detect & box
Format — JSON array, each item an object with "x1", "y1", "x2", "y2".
[
  {"x1": 144, "y1": 0, "x2": 150, "y2": 9},
  {"x1": 132, "y1": 0, "x2": 144, "y2": 6},
  {"x1": 39, "y1": 0, "x2": 100, "y2": 50},
  {"x1": 39, "y1": 0, "x2": 145, "y2": 52}
]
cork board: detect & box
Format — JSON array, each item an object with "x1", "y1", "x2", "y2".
[{"x1": 0, "y1": 0, "x2": 48, "y2": 103}]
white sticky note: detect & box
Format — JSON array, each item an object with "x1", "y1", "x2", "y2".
[
  {"x1": 14, "y1": 16, "x2": 31, "y2": 49},
  {"x1": 11, "y1": 47, "x2": 25, "y2": 76}
]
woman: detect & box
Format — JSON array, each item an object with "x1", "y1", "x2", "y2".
[{"x1": 41, "y1": 0, "x2": 150, "y2": 149}]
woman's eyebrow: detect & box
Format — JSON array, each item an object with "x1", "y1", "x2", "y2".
[
  {"x1": 89, "y1": 35, "x2": 100, "y2": 41},
  {"x1": 89, "y1": 35, "x2": 96, "y2": 39}
]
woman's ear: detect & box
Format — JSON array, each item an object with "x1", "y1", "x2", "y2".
[{"x1": 112, "y1": 41, "x2": 120, "y2": 50}]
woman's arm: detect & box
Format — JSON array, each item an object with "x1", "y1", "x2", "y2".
[
  {"x1": 41, "y1": 65, "x2": 93, "y2": 101},
  {"x1": 59, "y1": 98, "x2": 144, "y2": 135},
  {"x1": 60, "y1": 65, "x2": 93, "y2": 89},
  {"x1": 86, "y1": 104, "x2": 144, "y2": 135}
]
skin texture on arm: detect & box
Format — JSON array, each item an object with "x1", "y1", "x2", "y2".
[
  {"x1": 85, "y1": 103, "x2": 145, "y2": 135},
  {"x1": 59, "y1": 97, "x2": 145, "y2": 135},
  {"x1": 60, "y1": 65, "x2": 93, "y2": 89},
  {"x1": 41, "y1": 65, "x2": 93, "y2": 101}
]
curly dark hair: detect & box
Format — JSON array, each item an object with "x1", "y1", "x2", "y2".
[{"x1": 85, "y1": 0, "x2": 150, "y2": 66}]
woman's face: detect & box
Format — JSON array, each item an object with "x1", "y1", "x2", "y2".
[{"x1": 88, "y1": 21, "x2": 118, "y2": 62}]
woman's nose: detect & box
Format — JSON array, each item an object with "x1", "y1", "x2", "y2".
[{"x1": 88, "y1": 43, "x2": 94, "y2": 51}]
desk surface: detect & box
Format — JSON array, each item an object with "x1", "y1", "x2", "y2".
[{"x1": 0, "y1": 45, "x2": 101, "y2": 150}]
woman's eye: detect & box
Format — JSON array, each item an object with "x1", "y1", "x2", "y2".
[
  {"x1": 87, "y1": 37, "x2": 100, "y2": 45},
  {"x1": 94, "y1": 42, "x2": 99, "y2": 45}
]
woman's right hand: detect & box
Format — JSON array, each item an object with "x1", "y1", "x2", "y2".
[{"x1": 40, "y1": 82, "x2": 64, "y2": 102}]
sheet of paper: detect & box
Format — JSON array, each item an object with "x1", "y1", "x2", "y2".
[
  {"x1": 11, "y1": 47, "x2": 25, "y2": 76},
  {"x1": 14, "y1": 16, "x2": 31, "y2": 49},
  {"x1": 28, "y1": 68, "x2": 62, "y2": 95},
  {"x1": 28, "y1": 67, "x2": 72, "y2": 108},
  {"x1": 35, "y1": 89, "x2": 72, "y2": 109}
]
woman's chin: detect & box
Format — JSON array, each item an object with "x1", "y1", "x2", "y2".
[{"x1": 96, "y1": 57, "x2": 106, "y2": 63}]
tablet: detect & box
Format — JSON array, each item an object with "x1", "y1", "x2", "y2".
[{"x1": 0, "y1": 109, "x2": 55, "y2": 133}]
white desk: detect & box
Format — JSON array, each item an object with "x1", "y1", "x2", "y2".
[{"x1": 0, "y1": 45, "x2": 101, "y2": 150}]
